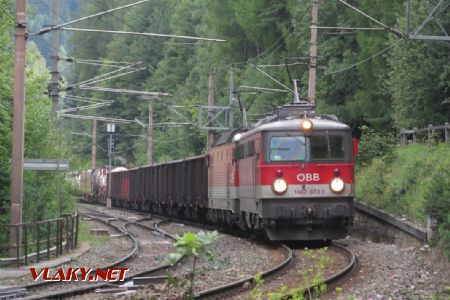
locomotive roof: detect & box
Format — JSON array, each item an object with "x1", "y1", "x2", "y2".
[
  {"x1": 213, "y1": 104, "x2": 351, "y2": 147},
  {"x1": 212, "y1": 129, "x2": 242, "y2": 147},
  {"x1": 239, "y1": 116, "x2": 351, "y2": 140},
  {"x1": 213, "y1": 116, "x2": 351, "y2": 147}
]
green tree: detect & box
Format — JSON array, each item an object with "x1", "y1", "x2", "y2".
[
  {"x1": 65, "y1": 0, "x2": 449, "y2": 166},
  {"x1": 0, "y1": 0, "x2": 15, "y2": 243},
  {"x1": 386, "y1": 1, "x2": 450, "y2": 129},
  {"x1": 387, "y1": 39, "x2": 450, "y2": 129},
  {"x1": 0, "y1": 6, "x2": 77, "y2": 248},
  {"x1": 22, "y1": 45, "x2": 76, "y2": 222}
]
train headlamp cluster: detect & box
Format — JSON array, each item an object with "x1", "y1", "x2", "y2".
[
  {"x1": 300, "y1": 119, "x2": 313, "y2": 134},
  {"x1": 330, "y1": 177, "x2": 345, "y2": 193},
  {"x1": 302, "y1": 119, "x2": 312, "y2": 130},
  {"x1": 272, "y1": 178, "x2": 288, "y2": 194}
]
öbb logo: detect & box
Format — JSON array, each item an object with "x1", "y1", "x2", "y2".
[{"x1": 296, "y1": 173, "x2": 320, "y2": 182}]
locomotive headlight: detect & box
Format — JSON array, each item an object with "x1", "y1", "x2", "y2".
[
  {"x1": 301, "y1": 119, "x2": 313, "y2": 134},
  {"x1": 302, "y1": 119, "x2": 313, "y2": 130},
  {"x1": 330, "y1": 177, "x2": 345, "y2": 193},
  {"x1": 272, "y1": 178, "x2": 288, "y2": 194}
]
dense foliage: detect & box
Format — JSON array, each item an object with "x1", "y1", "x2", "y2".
[
  {"x1": 64, "y1": 0, "x2": 449, "y2": 257},
  {"x1": 356, "y1": 125, "x2": 396, "y2": 165},
  {"x1": 64, "y1": 0, "x2": 449, "y2": 166},
  {"x1": 0, "y1": 0, "x2": 77, "y2": 249},
  {"x1": 356, "y1": 144, "x2": 450, "y2": 258},
  {"x1": 424, "y1": 166, "x2": 450, "y2": 259},
  {"x1": 1, "y1": 0, "x2": 449, "y2": 252},
  {"x1": 0, "y1": 0, "x2": 15, "y2": 223}
]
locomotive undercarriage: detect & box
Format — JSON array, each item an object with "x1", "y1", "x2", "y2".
[
  {"x1": 262, "y1": 220, "x2": 350, "y2": 241},
  {"x1": 110, "y1": 196, "x2": 352, "y2": 241},
  {"x1": 260, "y1": 197, "x2": 353, "y2": 240}
]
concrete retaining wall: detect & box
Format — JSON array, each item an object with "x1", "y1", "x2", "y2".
[{"x1": 352, "y1": 200, "x2": 428, "y2": 248}]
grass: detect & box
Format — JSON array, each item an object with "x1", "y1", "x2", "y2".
[
  {"x1": 356, "y1": 143, "x2": 450, "y2": 260},
  {"x1": 251, "y1": 248, "x2": 334, "y2": 300},
  {"x1": 356, "y1": 143, "x2": 450, "y2": 224},
  {"x1": 77, "y1": 219, "x2": 110, "y2": 246}
]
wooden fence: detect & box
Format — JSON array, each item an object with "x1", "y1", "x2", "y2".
[{"x1": 399, "y1": 122, "x2": 450, "y2": 145}]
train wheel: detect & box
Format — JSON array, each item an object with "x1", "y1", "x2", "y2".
[
  {"x1": 182, "y1": 206, "x2": 189, "y2": 219},
  {"x1": 251, "y1": 213, "x2": 261, "y2": 230},
  {"x1": 225, "y1": 211, "x2": 233, "y2": 229},
  {"x1": 206, "y1": 209, "x2": 214, "y2": 224},
  {"x1": 192, "y1": 207, "x2": 198, "y2": 221}
]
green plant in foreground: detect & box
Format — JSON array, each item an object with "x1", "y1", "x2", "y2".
[
  {"x1": 252, "y1": 247, "x2": 333, "y2": 300},
  {"x1": 300, "y1": 247, "x2": 332, "y2": 298},
  {"x1": 167, "y1": 231, "x2": 219, "y2": 299},
  {"x1": 250, "y1": 272, "x2": 267, "y2": 300}
]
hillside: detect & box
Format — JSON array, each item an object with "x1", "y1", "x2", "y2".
[
  {"x1": 63, "y1": 0, "x2": 450, "y2": 166},
  {"x1": 357, "y1": 143, "x2": 450, "y2": 258}
]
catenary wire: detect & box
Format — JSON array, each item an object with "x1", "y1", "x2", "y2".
[{"x1": 319, "y1": 38, "x2": 404, "y2": 80}]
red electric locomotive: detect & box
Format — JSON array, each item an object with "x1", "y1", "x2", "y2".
[
  {"x1": 208, "y1": 103, "x2": 355, "y2": 240},
  {"x1": 108, "y1": 103, "x2": 355, "y2": 241}
]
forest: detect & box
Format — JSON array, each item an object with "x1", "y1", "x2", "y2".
[
  {"x1": 63, "y1": 0, "x2": 449, "y2": 167},
  {"x1": 0, "y1": 0, "x2": 449, "y2": 232}
]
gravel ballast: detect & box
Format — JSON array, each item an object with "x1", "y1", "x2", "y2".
[
  {"x1": 327, "y1": 237, "x2": 450, "y2": 299},
  {"x1": 69, "y1": 205, "x2": 450, "y2": 299},
  {"x1": 160, "y1": 222, "x2": 286, "y2": 291},
  {"x1": 118, "y1": 221, "x2": 287, "y2": 299}
]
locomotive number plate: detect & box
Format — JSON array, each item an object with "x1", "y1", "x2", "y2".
[{"x1": 294, "y1": 188, "x2": 325, "y2": 195}]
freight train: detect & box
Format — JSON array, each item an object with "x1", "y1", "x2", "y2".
[
  {"x1": 79, "y1": 166, "x2": 125, "y2": 204},
  {"x1": 80, "y1": 103, "x2": 357, "y2": 241}
]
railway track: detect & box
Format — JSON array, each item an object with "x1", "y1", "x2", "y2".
[
  {"x1": 192, "y1": 243, "x2": 357, "y2": 299},
  {"x1": 325, "y1": 242, "x2": 359, "y2": 288},
  {"x1": 103, "y1": 205, "x2": 358, "y2": 299},
  {"x1": 13, "y1": 204, "x2": 358, "y2": 299},
  {"x1": 82, "y1": 206, "x2": 295, "y2": 299},
  {"x1": 14, "y1": 207, "x2": 176, "y2": 299},
  {"x1": 82, "y1": 204, "x2": 359, "y2": 299}
]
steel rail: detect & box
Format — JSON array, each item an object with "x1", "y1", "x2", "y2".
[
  {"x1": 152, "y1": 218, "x2": 296, "y2": 299},
  {"x1": 290, "y1": 243, "x2": 358, "y2": 300},
  {"x1": 150, "y1": 217, "x2": 294, "y2": 300},
  {"x1": 20, "y1": 210, "x2": 181, "y2": 299},
  {"x1": 79, "y1": 206, "x2": 175, "y2": 241},
  {"x1": 19, "y1": 212, "x2": 139, "y2": 298},
  {"x1": 195, "y1": 244, "x2": 293, "y2": 299},
  {"x1": 323, "y1": 243, "x2": 358, "y2": 285},
  {"x1": 76, "y1": 204, "x2": 358, "y2": 299},
  {"x1": 126, "y1": 215, "x2": 295, "y2": 300},
  {"x1": 195, "y1": 243, "x2": 357, "y2": 299}
]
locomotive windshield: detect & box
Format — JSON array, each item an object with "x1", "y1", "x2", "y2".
[
  {"x1": 310, "y1": 134, "x2": 345, "y2": 159},
  {"x1": 269, "y1": 136, "x2": 306, "y2": 161},
  {"x1": 264, "y1": 130, "x2": 350, "y2": 162}
]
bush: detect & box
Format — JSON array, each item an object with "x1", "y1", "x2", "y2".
[
  {"x1": 357, "y1": 144, "x2": 450, "y2": 221},
  {"x1": 357, "y1": 125, "x2": 396, "y2": 165},
  {"x1": 357, "y1": 143, "x2": 450, "y2": 259},
  {"x1": 355, "y1": 157, "x2": 389, "y2": 209},
  {"x1": 424, "y1": 167, "x2": 450, "y2": 259}
]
